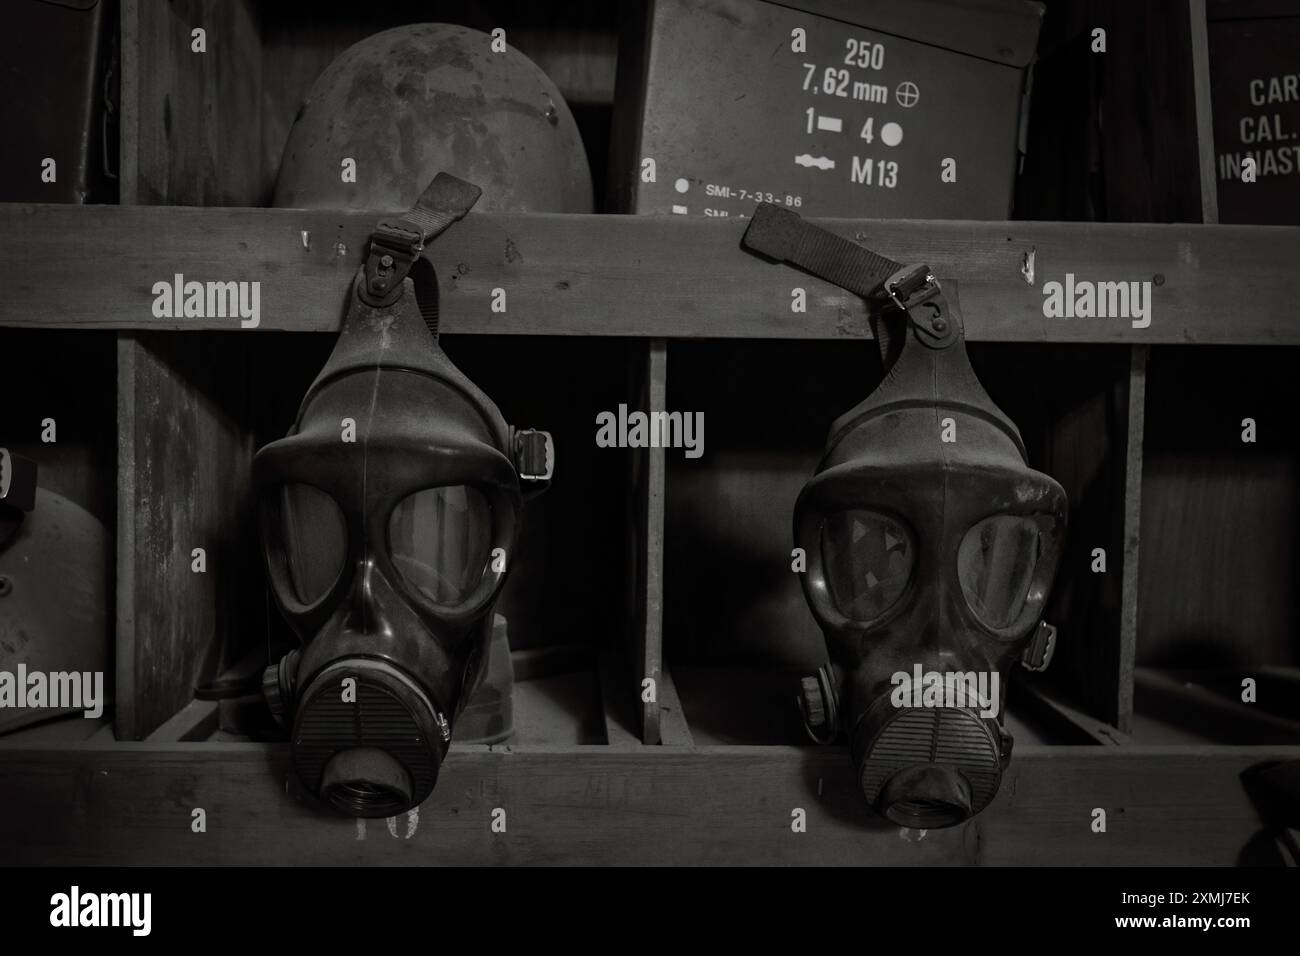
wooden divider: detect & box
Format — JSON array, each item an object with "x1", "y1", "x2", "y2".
[
  {"x1": 637, "y1": 341, "x2": 667, "y2": 743},
  {"x1": 119, "y1": 0, "x2": 264, "y2": 208},
  {"x1": 1116, "y1": 346, "x2": 1147, "y2": 735},
  {"x1": 113, "y1": 0, "x2": 266, "y2": 738},
  {"x1": 114, "y1": 335, "x2": 257, "y2": 739}
]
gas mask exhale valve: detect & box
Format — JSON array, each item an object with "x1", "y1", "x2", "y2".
[
  {"x1": 742, "y1": 204, "x2": 1067, "y2": 829},
  {"x1": 254, "y1": 173, "x2": 553, "y2": 818}
]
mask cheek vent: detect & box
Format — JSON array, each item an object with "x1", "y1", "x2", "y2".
[
  {"x1": 292, "y1": 663, "x2": 443, "y2": 818},
  {"x1": 853, "y1": 707, "x2": 1003, "y2": 829}
]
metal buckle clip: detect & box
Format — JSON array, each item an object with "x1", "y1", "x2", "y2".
[
  {"x1": 514, "y1": 429, "x2": 554, "y2": 482},
  {"x1": 372, "y1": 220, "x2": 424, "y2": 257},
  {"x1": 883, "y1": 263, "x2": 940, "y2": 312},
  {"x1": 1021, "y1": 621, "x2": 1057, "y2": 673},
  {"x1": 361, "y1": 223, "x2": 425, "y2": 305},
  {"x1": 0, "y1": 448, "x2": 37, "y2": 513}
]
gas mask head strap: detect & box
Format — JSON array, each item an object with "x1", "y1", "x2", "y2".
[
  {"x1": 740, "y1": 203, "x2": 956, "y2": 365},
  {"x1": 356, "y1": 173, "x2": 555, "y2": 491},
  {"x1": 359, "y1": 172, "x2": 484, "y2": 310}
]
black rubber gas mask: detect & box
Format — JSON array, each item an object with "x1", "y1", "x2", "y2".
[
  {"x1": 743, "y1": 205, "x2": 1067, "y2": 828},
  {"x1": 254, "y1": 174, "x2": 552, "y2": 817}
]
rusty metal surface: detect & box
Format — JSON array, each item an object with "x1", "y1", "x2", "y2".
[
  {"x1": 615, "y1": 0, "x2": 1039, "y2": 220},
  {"x1": 1208, "y1": 10, "x2": 1300, "y2": 224},
  {"x1": 273, "y1": 23, "x2": 593, "y2": 213},
  {"x1": 0, "y1": 488, "x2": 109, "y2": 735}
]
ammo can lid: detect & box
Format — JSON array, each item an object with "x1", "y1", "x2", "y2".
[{"x1": 765, "y1": 0, "x2": 1044, "y2": 68}]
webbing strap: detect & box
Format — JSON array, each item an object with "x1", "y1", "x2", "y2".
[
  {"x1": 380, "y1": 173, "x2": 484, "y2": 247},
  {"x1": 740, "y1": 203, "x2": 903, "y2": 300},
  {"x1": 741, "y1": 202, "x2": 950, "y2": 362},
  {"x1": 362, "y1": 173, "x2": 483, "y2": 307}
]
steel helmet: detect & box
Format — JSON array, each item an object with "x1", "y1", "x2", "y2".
[
  {"x1": 0, "y1": 450, "x2": 110, "y2": 735},
  {"x1": 273, "y1": 23, "x2": 592, "y2": 213}
]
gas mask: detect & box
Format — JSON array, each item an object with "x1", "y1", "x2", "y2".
[
  {"x1": 743, "y1": 205, "x2": 1067, "y2": 828},
  {"x1": 254, "y1": 174, "x2": 552, "y2": 817}
]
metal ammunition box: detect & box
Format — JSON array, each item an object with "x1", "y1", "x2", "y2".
[
  {"x1": 1209, "y1": 0, "x2": 1300, "y2": 224},
  {"x1": 609, "y1": 0, "x2": 1043, "y2": 219}
]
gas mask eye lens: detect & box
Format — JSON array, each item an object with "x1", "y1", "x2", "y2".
[
  {"x1": 958, "y1": 515, "x2": 1044, "y2": 629},
  {"x1": 820, "y1": 510, "x2": 913, "y2": 621},
  {"x1": 268, "y1": 483, "x2": 347, "y2": 605},
  {"x1": 388, "y1": 485, "x2": 493, "y2": 605}
]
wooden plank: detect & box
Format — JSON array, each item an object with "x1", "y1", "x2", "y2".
[
  {"x1": 1137, "y1": 347, "x2": 1299, "y2": 670},
  {"x1": 606, "y1": 0, "x2": 653, "y2": 212},
  {"x1": 655, "y1": 668, "x2": 694, "y2": 748},
  {"x1": 0, "y1": 743, "x2": 1293, "y2": 865},
  {"x1": 661, "y1": 340, "x2": 849, "y2": 671},
  {"x1": 114, "y1": 334, "x2": 258, "y2": 740},
  {"x1": 1117, "y1": 346, "x2": 1147, "y2": 735},
  {"x1": 119, "y1": 0, "x2": 141, "y2": 206},
  {"x1": 144, "y1": 699, "x2": 220, "y2": 743},
  {"x1": 638, "y1": 341, "x2": 667, "y2": 744},
  {"x1": 598, "y1": 652, "x2": 642, "y2": 749},
  {"x1": 121, "y1": 0, "x2": 263, "y2": 206},
  {"x1": 116, "y1": 1, "x2": 264, "y2": 742},
  {"x1": 1158, "y1": 667, "x2": 1300, "y2": 723},
  {"x1": 1135, "y1": 668, "x2": 1300, "y2": 743},
  {"x1": 1017, "y1": 1, "x2": 1206, "y2": 224},
  {"x1": 88, "y1": 723, "x2": 117, "y2": 745},
  {"x1": 1188, "y1": 0, "x2": 1222, "y2": 225},
  {"x1": 1015, "y1": 681, "x2": 1131, "y2": 746},
  {"x1": 114, "y1": 334, "x2": 140, "y2": 737},
  {"x1": 1096, "y1": 0, "x2": 1206, "y2": 224},
  {"x1": 997, "y1": 346, "x2": 1127, "y2": 733},
  {"x1": 2, "y1": 206, "x2": 1300, "y2": 342},
  {"x1": 0, "y1": 717, "x2": 112, "y2": 747}
]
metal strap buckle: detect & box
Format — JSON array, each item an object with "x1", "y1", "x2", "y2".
[
  {"x1": 372, "y1": 220, "x2": 424, "y2": 256},
  {"x1": 883, "y1": 263, "x2": 940, "y2": 312},
  {"x1": 514, "y1": 429, "x2": 554, "y2": 482},
  {"x1": 361, "y1": 223, "x2": 426, "y2": 304},
  {"x1": 1021, "y1": 621, "x2": 1057, "y2": 673},
  {"x1": 359, "y1": 174, "x2": 482, "y2": 307},
  {"x1": 0, "y1": 448, "x2": 37, "y2": 513}
]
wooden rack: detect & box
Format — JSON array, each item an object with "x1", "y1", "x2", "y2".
[{"x1": 0, "y1": 0, "x2": 1297, "y2": 865}]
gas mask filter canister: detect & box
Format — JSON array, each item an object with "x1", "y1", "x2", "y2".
[
  {"x1": 253, "y1": 174, "x2": 553, "y2": 817},
  {"x1": 742, "y1": 204, "x2": 1067, "y2": 829}
]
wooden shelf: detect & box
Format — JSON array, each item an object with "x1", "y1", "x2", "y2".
[
  {"x1": 0, "y1": 741, "x2": 1294, "y2": 864},
  {"x1": 3, "y1": 204, "x2": 1299, "y2": 342},
  {"x1": 3, "y1": 0, "x2": 1298, "y2": 867}
]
